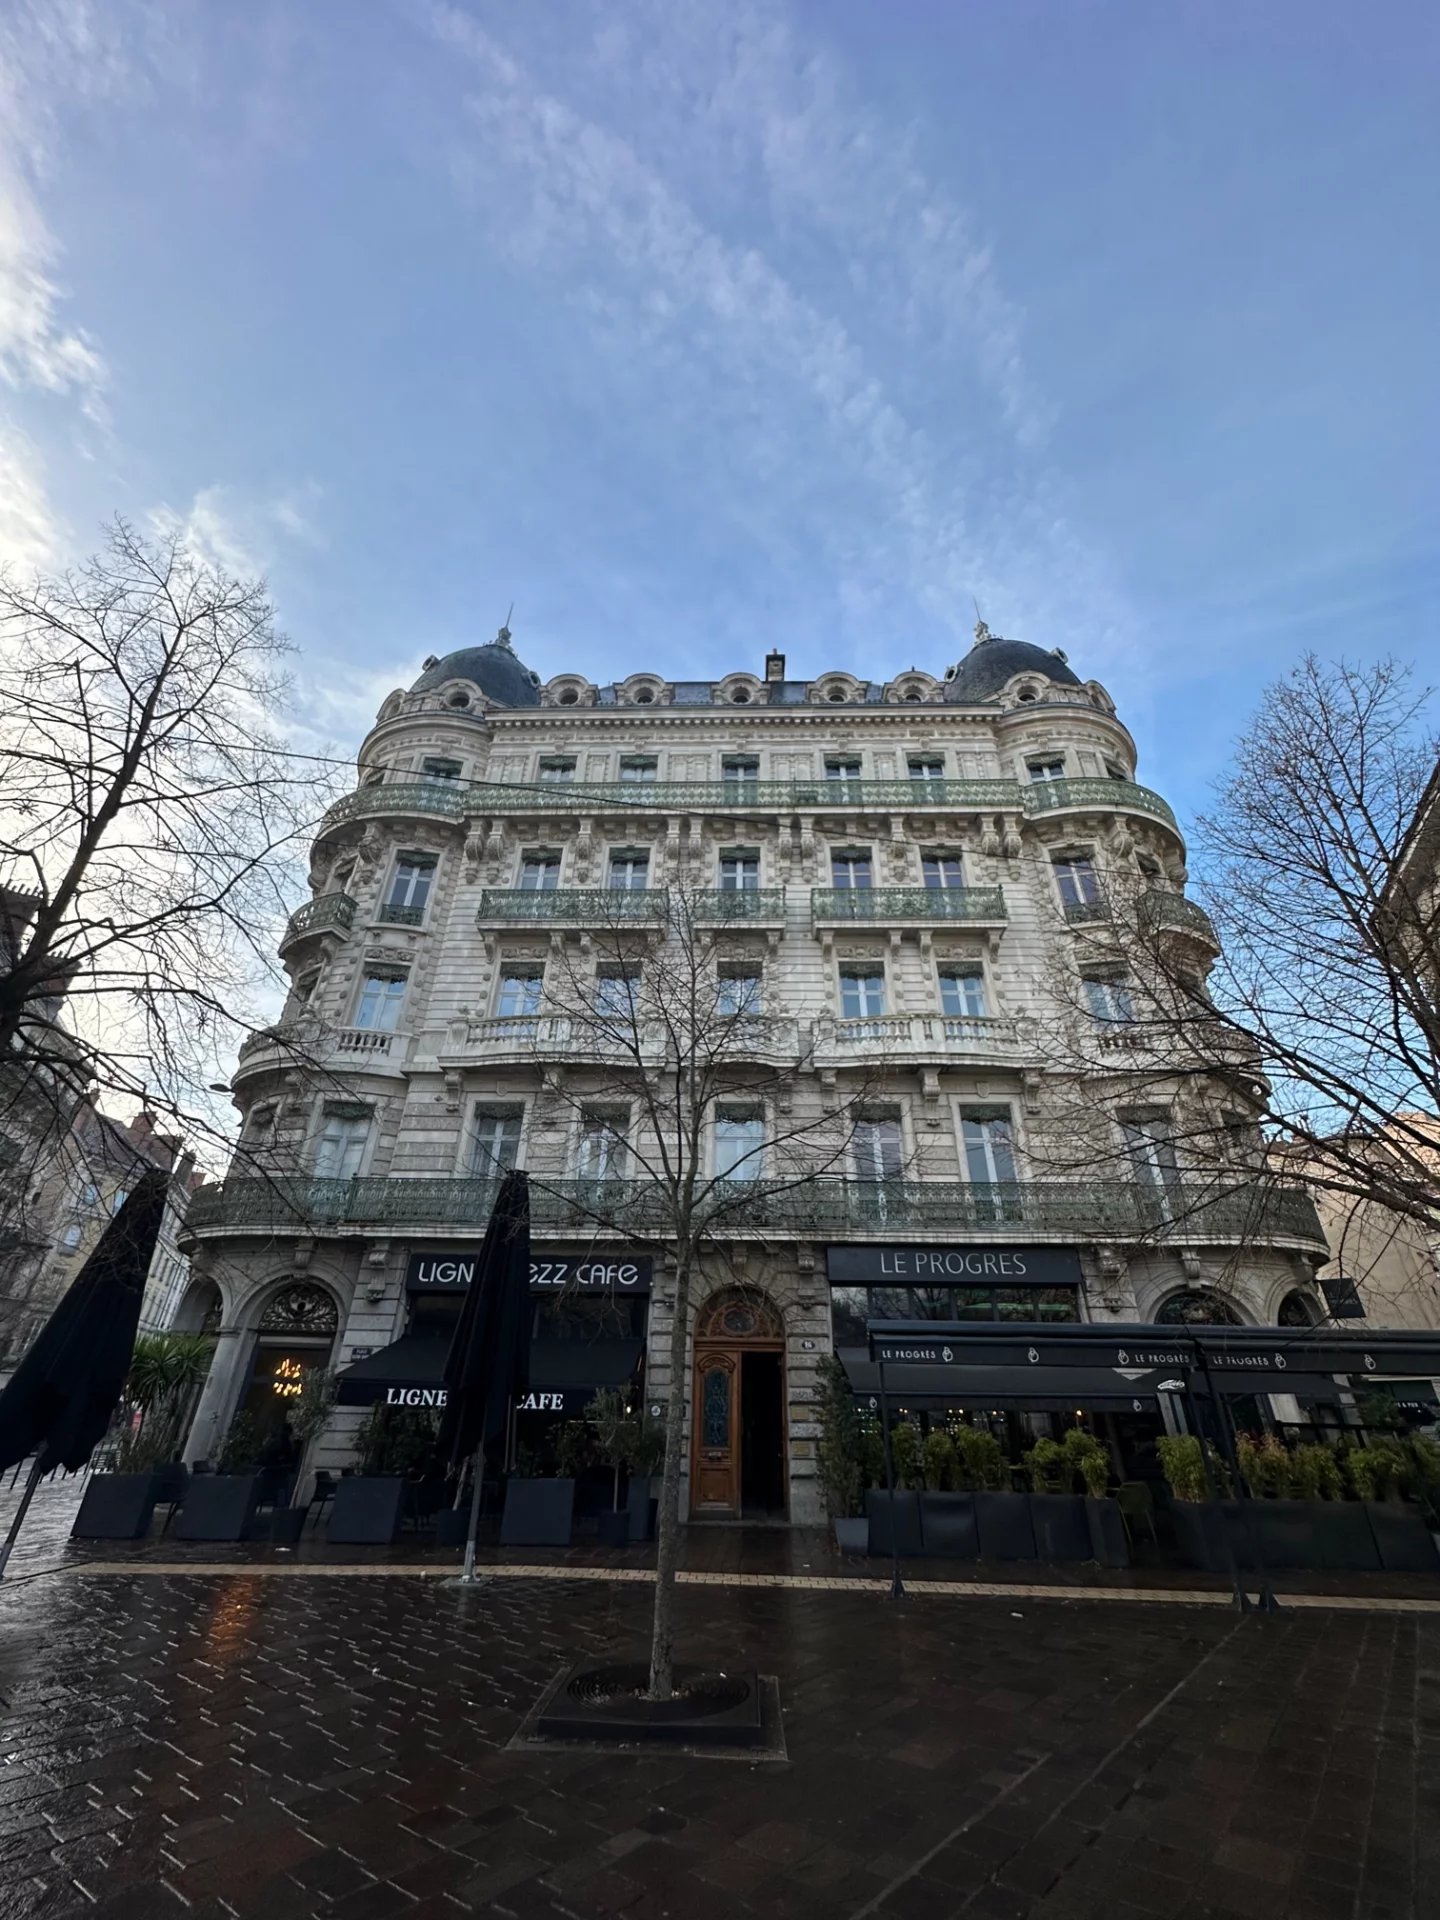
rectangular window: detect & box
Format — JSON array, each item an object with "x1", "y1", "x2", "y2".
[
  {"x1": 1104, "y1": 759, "x2": 1128, "y2": 782},
  {"x1": 354, "y1": 973, "x2": 407, "y2": 1031},
  {"x1": 577, "y1": 1110, "x2": 628, "y2": 1179},
  {"x1": 939, "y1": 967, "x2": 987, "y2": 1017},
  {"x1": 385, "y1": 855, "x2": 436, "y2": 918},
  {"x1": 908, "y1": 756, "x2": 945, "y2": 784},
  {"x1": 922, "y1": 851, "x2": 965, "y2": 891},
  {"x1": 607, "y1": 850, "x2": 649, "y2": 891},
  {"x1": 421, "y1": 757, "x2": 462, "y2": 781},
  {"x1": 1028, "y1": 757, "x2": 1066, "y2": 782},
  {"x1": 471, "y1": 1109, "x2": 523, "y2": 1176},
  {"x1": 538, "y1": 759, "x2": 576, "y2": 784},
  {"x1": 962, "y1": 1112, "x2": 1018, "y2": 1185},
  {"x1": 495, "y1": 968, "x2": 544, "y2": 1019},
  {"x1": 716, "y1": 966, "x2": 762, "y2": 1016},
  {"x1": 619, "y1": 758, "x2": 657, "y2": 783},
  {"x1": 852, "y1": 1117, "x2": 903, "y2": 1181},
  {"x1": 719, "y1": 850, "x2": 760, "y2": 891},
  {"x1": 1123, "y1": 1116, "x2": 1180, "y2": 1191},
  {"x1": 315, "y1": 1113, "x2": 370, "y2": 1180},
  {"x1": 714, "y1": 1111, "x2": 764, "y2": 1182},
  {"x1": 722, "y1": 757, "x2": 759, "y2": 785},
  {"x1": 1083, "y1": 975, "x2": 1134, "y2": 1023},
  {"x1": 1053, "y1": 854, "x2": 1100, "y2": 910},
  {"x1": 824, "y1": 757, "x2": 863, "y2": 787},
  {"x1": 61, "y1": 1222, "x2": 82, "y2": 1249},
  {"x1": 830, "y1": 851, "x2": 872, "y2": 890},
  {"x1": 519, "y1": 851, "x2": 562, "y2": 891},
  {"x1": 595, "y1": 965, "x2": 641, "y2": 1018},
  {"x1": 839, "y1": 967, "x2": 885, "y2": 1018}
]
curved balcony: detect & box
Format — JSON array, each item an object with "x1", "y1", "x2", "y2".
[
  {"x1": 278, "y1": 892, "x2": 355, "y2": 955},
  {"x1": 232, "y1": 1021, "x2": 410, "y2": 1085},
  {"x1": 319, "y1": 780, "x2": 470, "y2": 836},
  {"x1": 477, "y1": 888, "x2": 668, "y2": 930},
  {"x1": 181, "y1": 1173, "x2": 1328, "y2": 1257},
  {"x1": 433, "y1": 1010, "x2": 800, "y2": 1069},
  {"x1": 812, "y1": 886, "x2": 1007, "y2": 930},
  {"x1": 1025, "y1": 778, "x2": 1179, "y2": 832},
  {"x1": 1140, "y1": 889, "x2": 1220, "y2": 949}
]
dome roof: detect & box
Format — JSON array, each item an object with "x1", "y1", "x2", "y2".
[
  {"x1": 943, "y1": 623, "x2": 1082, "y2": 703},
  {"x1": 410, "y1": 629, "x2": 540, "y2": 707}
]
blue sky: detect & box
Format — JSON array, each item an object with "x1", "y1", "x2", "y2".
[{"x1": 1, "y1": 0, "x2": 1435, "y2": 821}]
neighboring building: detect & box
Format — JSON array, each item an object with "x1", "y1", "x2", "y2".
[
  {"x1": 179, "y1": 621, "x2": 1330, "y2": 1516},
  {"x1": 0, "y1": 1096, "x2": 199, "y2": 1366},
  {"x1": 1379, "y1": 757, "x2": 1440, "y2": 1003}
]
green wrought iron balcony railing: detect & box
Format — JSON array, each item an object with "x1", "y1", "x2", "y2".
[
  {"x1": 477, "y1": 888, "x2": 669, "y2": 927},
  {"x1": 181, "y1": 1174, "x2": 1327, "y2": 1254},
  {"x1": 318, "y1": 775, "x2": 1182, "y2": 833},
  {"x1": 1025, "y1": 778, "x2": 1177, "y2": 829},
  {"x1": 278, "y1": 892, "x2": 356, "y2": 951},
  {"x1": 811, "y1": 886, "x2": 1007, "y2": 925},
  {"x1": 377, "y1": 902, "x2": 425, "y2": 927},
  {"x1": 687, "y1": 889, "x2": 786, "y2": 923},
  {"x1": 1139, "y1": 889, "x2": 1220, "y2": 946}
]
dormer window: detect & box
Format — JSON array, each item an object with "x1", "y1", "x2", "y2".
[
  {"x1": 558, "y1": 687, "x2": 579, "y2": 705},
  {"x1": 635, "y1": 688, "x2": 655, "y2": 705},
  {"x1": 446, "y1": 689, "x2": 471, "y2": 709}
]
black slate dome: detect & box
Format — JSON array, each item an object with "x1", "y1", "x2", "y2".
[
  {"x1": 943, "y1": 624, "x2": 1082, "y2": 704},
  {"x1": 410, "y1": 629, "x2": 540, "y2": 707}
]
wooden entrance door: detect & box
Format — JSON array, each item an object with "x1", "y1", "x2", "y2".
[{"x1": 690, "y1": 1290, "x2": 786, "y2": 1520}]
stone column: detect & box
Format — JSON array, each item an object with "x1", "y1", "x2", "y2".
[{"x1": 184, "y1": 1325, "x2": 249, "y2": 1465}]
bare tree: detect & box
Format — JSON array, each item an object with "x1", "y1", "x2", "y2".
[
  {"x1": 496, "y1": 884, "x2": 906, "y2": 1699},
  {"x1": 0, "y1": 519, "x2": 339, "y2": 1258},
  {"x1": 1028, "y1": 656, "x2": 1439, "y2": 1279}
]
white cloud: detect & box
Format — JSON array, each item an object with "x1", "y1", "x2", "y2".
[
  {"x1": 148, "y1": 480, "x2": 327, "y2": 581},
  {"x1": 0, "y1": 425, "x2": 64, "y2": 572}
]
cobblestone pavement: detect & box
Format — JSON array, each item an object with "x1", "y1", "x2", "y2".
[{"x1": 0, "y1": 1542, "x2": 1436, "y2": 1918}]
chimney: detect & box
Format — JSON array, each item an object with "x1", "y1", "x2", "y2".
[{"x1": 765, "y1": 650, "x2": 785, "y2": 683}]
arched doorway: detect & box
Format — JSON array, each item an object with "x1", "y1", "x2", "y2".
[
  {"x1": 237, "y1": 1282, "x2": 340, "y2": 1448},
  {"x1": 691, "y1": 1289, "x2": 787, "y2": 1520}
]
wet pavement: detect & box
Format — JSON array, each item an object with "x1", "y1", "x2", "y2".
[{"x1": 0, "y1": 1480, "x2": 1434, "y2": 1917}]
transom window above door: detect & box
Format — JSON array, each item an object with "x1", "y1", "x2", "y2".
[
  {"x1": 922, "y1": 851, "x2": 965, "y2": 891},
  {"x1": 519, "y1": 851, "x2": 562, "y2": 891},
  {"x1": 830, "y1": 850, "x2": 872, "y2": 890},
  {"x1": 839, "y1": 967, "x2": 885, "y2": 1017}
]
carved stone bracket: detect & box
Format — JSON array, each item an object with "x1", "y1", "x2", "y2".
[
  {"x1": 292, "y1": 1235, "x2": 315, "y2": 1272},
  {"x1": 443, "y1": 1069, "x2": 463, "y2": 1112},
  {"x1": 1180, "y1": 1249, "x2": 1203, "y2": 1280},
  {"x1": 366, "y1": 1239, "x2": 391, "y2": 1270},
  {"x1": 1021, "y1": 1070, "x2": 1041, "y2": 1114}
]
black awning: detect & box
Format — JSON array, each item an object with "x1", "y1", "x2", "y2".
[
  {"x1": 336, "y1": 1334, "x2": 643, "y2": 1412},
  {"x1": 839, "y1": 1352, "x2": 1173, "y2": 1412}
]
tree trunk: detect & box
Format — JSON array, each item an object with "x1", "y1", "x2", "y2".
[{"x1": 647, "y1": 1248, "x2": 693, "y2": 1700}]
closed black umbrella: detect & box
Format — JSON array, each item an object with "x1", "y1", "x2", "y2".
[
  {"x1": 435, "y1": 1168, "x2": 531, "y2": 1580},
  {"x1": 0, "y1": 1168, "x2": 169, "y2": 1576}
]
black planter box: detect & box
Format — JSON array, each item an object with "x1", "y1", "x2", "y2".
[
  {"x1": 596, "y1": 1508, "x2": 630, "y2": 1548},
  {"x1": 832, "y1": 1516, "x2": 869, "y2": 1554},
  {"x1": 1314, "y1": 1501, "x2": 1380, "y2": 1572},
  {"x1": 1030, "y1": 1493, "x2": 1090, "y2": 1562},
  {"x1": 865, "y1": 1488, "x2": 923, "y2": 1557},
  {"x1": 1171, "y1": 1500, "x2": 1228, "y2": 1572},
  {"x1": 1085, "y1": 1496, "x2": 1130, "y2": 1568},
  {"x1": 1366, "y1": 1501, "x2": 1439, "y2": 1572},
  {"x1": 327, "y1": 1476, "x2": 406, "y2": 1544},
  {"x1": 976, "y1": 1491, "x2": 1037, "y2": 1561},
  {"x1": 266, "y1": 1505, "x2": 307, "y2": 1545},
  {"x1": 919, "y1": 1491, "x2": 978, "y2": 1559},
  {"x1": 500, "y1": 1477, "x2": 575, "y2": 1547},
  {"x1": 72, "y1": 1473, "x2": 158, "y2": 1541},
  {"x1": 433, "y1": 1507, "x2": 470, "y2": 1547},
  {"x1": 626, "y1": 1474, "x2": 658, "y2": 1543},
  {"x1": 1242, "y1": 1499, "x2": 1322, "y2": 1572},
  {"x1": 174, "y1": 1473, "x2": 261, "y2": 1543}
]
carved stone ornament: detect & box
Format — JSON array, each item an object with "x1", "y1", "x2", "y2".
[
  {"x1": 463, "y1": 830, "x2": 486, "y2": 882},
  {"x1": 443, "y1": 1069, "x2": 463, "y2": 1112}
]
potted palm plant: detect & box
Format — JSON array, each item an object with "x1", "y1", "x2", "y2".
[
  {"x1": 814, "y1": 1356, "x2": 868, "y2": 1553},
  {"x1": 75, "y1": 1333, "x2": 215, "y2": 1541}
]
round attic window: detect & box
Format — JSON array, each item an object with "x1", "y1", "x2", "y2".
[
  {"x1": 558, "y1": 687, "x2": 579, "y2": 705},
  {"x1": 635, "y1": 688, "x2": 655, "y2": 705},
  {"x1": 732, "y1": 688, "x2": 751, "y2": 704},
  {"x1": 447, "y1": 689, "x2": 471, "y2": 709},
  {"x1": 1016, "y1": 685, "x2": 1038, "y2": 703},
  {"x1": 827, "y1": 687, "x2": 846, "y2": 703}
]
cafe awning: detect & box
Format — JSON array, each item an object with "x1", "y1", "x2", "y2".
[
  {"x1": 839, "y1": 1351, "x2": 1175, "y2": 1413},
  {"x1": 336, "y1": 1334, "x2": 643, "y2": 1411}
]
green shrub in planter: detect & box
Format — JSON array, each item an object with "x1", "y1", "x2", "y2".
[
  {"x1": 814, "y1": 1355, "x2": 866, "y2": 1522},
  {"x1": 1345, "y1": 1445, "x2": 1408, "y2": 1502},
  {"x1": 955, "y1": 1425, "x2": 1006, "y2": 1491},
  {"x1": 1024, "y1": 1437, "x2": 1066, "y2": 1493},
  {"x1": 889, "y1": 1421, "x2": 920, "y2": 1490},
  {"x1": 1289, "y1": 1443, "x2": 1341, "y2": 1502},
  {"x1": 859, "y1": 1421, "x2": 887, "y2": 1491},
  {"x1": 1237, "y1": 1433, "x2": 1291, "y2": 1498},
  {"x1": 1061, "y1": 1427, "x2": 1110, "y2": 1496},
  {"x1": 922, "y1": 1430, "x2": 957, "y2": 1492},
  {"x1": 1157, "y1": 1434, "x2": 1208, "y2": 1502}
]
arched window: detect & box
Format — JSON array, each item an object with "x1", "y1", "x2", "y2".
[
  {"x1": 696, "y1": 1288, "x2": 784, "y2": 1342},
  {"x1": 1278, "y1": 1289, "x2": 1321, "y2": 1328},
  {"x1": 260, "y1": 1283, "x2": 339, "y2": 1336},
  {"x1": 1155, "y1": 1289, "x2": 1243, "y2": 1327}
]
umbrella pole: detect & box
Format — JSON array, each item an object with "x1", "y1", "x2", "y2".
[
  {"x1": 0, "y1": 1457, "x2": 46, "y2": 1580},
  {"x1": 460, "y1": 1403, "x2": 489, "y2": 1584}
]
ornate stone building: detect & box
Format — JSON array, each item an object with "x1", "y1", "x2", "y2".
[{"x1": 178, "y1": 622, "x2": 1330, "y2": 1518}]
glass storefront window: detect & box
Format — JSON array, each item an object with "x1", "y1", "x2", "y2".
[{"x1": 829, "y1": 1282, "x2": 1081, "y2": 1342}]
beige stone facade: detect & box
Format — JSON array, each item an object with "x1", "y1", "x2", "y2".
[{"x1": 179, "y1": 625, "x2": 1330, "y2": 1516}]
